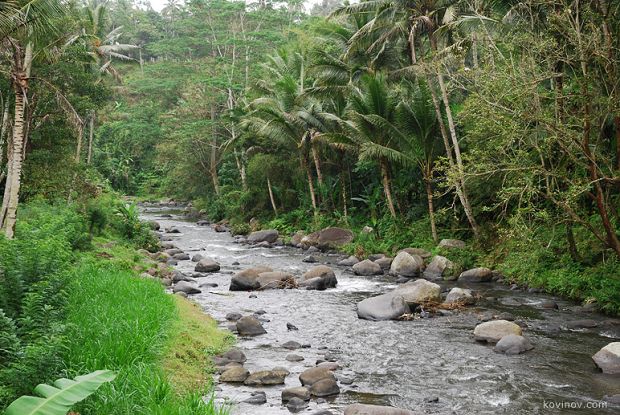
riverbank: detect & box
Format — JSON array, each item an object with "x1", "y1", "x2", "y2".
[{"x1": 0, "y1": 199, "x2": 231, "y2": 414}]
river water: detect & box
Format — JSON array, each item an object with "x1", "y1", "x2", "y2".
[{"x1": 141, "y1": 207, "x2": 619, "y2": 415}]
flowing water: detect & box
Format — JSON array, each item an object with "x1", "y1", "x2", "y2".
[{"x1": 141, "y1": 206, "x2": 620, "y2": 415}]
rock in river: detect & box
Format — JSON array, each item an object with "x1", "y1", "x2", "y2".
[
  {"x1": 458, "y1": 267, "x2": 493, "y2": 283},
  {"x1": 338, "y1": 255, "x2": 360, "y2": 266},
  {"x1": 256, "y1": 271, "x2": 295, "y2": 289},
  {"x1": 248, "y1": 229, "x2": 279, "y2": 244},
  {"x1": 423, "y1": 255, "x2": 455, "y2": 280},
  {"x1": 230, "y1": 266, "x2": 273, "y2": 291},
  {"x1": 282, "y1": 387, "x2": 310, "y2": 402},
  {"x1": 244, "y1": 368, "x2": 289, "y2": 386},
  {"x1": 236, "y1": 316, "x2": 267, "y2": 336},
  {"x1": 390, "y1": 251, "x2": 423, "y2": 277},
  {"x1": 494, "y1": 334, "x2": 534, "y2": 355},
  {"x1": 592, "y1": 342, "x2": 620, "y2": 374},
  {"x1": 194, "y1": 258, "x2": 220, "y2": 273},
  {"x1": 344, "y1": 404, "x2": 415, "y2": 415},
  {"x1": 357, "y1": 293, "x2": 410, "y2": 321},
  {"x1": 392, "y1": 279, "x2": 441, "y2": 306},
  {"x1": 444, "y1": 287, "x2": 475, "y2": 305},
  {"x1": 352, "y1": 259, "x2": 383, "y2": 276},
  {"x1": 299, "y1": 265, "x2": 337, "y2": 290},
  {"x1": 310, "y1": 378, "x2": 340, "y2": 397},
  {"x1": 172, "y1": 281, "x2": 201, "y2": 295},
  {"x1": 299, "y1": 367, "x2": 336, "y2": 386},
  {"x1": 474, "y1": 320, "x2": 522, "y2": 343},
  {"x1": 219, "y1": 367, "x2": 249, "y2": 383}
]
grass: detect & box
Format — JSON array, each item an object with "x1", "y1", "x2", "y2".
[{"x1": 63, "y1": 247, "x2": 232, "y2": 415}]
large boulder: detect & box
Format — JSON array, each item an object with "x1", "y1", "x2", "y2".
[
  {"x1": 282, "y1": 387, "x2": 310, "y2": 402},
  {"x1": 444, "y1": 287, "x2": 475, "y2": 305},
  {"x1": 423, "y1": 255, "x2": 455, "y2": 280},
  {"x1": 299, "y1": 367, "x2": 336, "y2": 386},
  {"x1": 317, "y1": 227, "x2": 354, "y2": 249},
  {"x1": 374, "y1": 257, "x2": 393, "y2": 270},
  {"x1": 338, "y1": 255, "x2": 360, "y2": 266},
  {"x1": 392, "y1": 279, "x2": 441, "y2": 306},
  {"x1": 494, "y1": 334, "x2": 534, "y2": 355},
  {"x1": 244, "y1": 368, "x2": 289, "y2": 386},
  {"x1": 172, "y1": 281, "x2": 201, "y2": 295},
  {"x1": 248, "y1": 229, "x2": 279, "y2": 244},
  {"x1": 344, "y1": 404, "x2": 415, "y2": 415},
  {"x1": 352, "y1": 260, "x2": 382, "y2": 276},
  {"x1": 299, "y1": 265, "x2": 337, "y2": 290},
  {"x1": 309, "y1": 378, "x2": 340, "y2": 397},
  {"x1": 390, "y1": 252, "x2": 423, "y2": 277},
  {"x1": 230, "y1": 266, "x2": 273, "y2": 291},
  {"x1": 474, "y1": 320, "x2": 522, "y2": 343},
  {"x1": 195, "y1": 258, "x2": 220, "y2": 273},
  {"x1": 257, "y1": 271, "x2": 295, "y2": 290},
  {"x1": 219, "y1": 367, "x2": 249, "y2": 383},
  {"x1": 592, "y1": 342, "x2": 620, "y2": 374},
  {"x1": 438, "y1": 239, "x2": 466, "y2": 249},
  {"x1": 459, "y1": 267, "x2": 493, "y2": 283},
  {"x1": 236, "y1": 316, "x2": 267, "y2": 336},
  {"x1": 357, "y1": 293, "x2": 410, "y2": 321},
  {"x1": 289, "y1": 231, "x2": 305, "y2": 247}
]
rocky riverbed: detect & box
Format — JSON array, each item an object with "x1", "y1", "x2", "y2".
[{"x1": 141, "y1": 204, "x2": 620, "y2": 414}]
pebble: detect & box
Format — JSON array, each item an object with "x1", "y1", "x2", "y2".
[
  {"x1": 286, "y1": 354, "x2": 305, "y2": 362},
  {"x1": 287, "y1": 322, "x2": 299, "y2": 331}
]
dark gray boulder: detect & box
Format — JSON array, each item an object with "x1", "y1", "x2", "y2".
[
  {"x1": 236, "y1": 316, "x2": 267, "y2": 336},
  {"x1": 247, "y1": 229, "x2": 279, "y2": 244}
]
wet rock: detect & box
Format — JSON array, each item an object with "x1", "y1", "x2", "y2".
[
  {"x1": 300, "y1": 265, "x2": 337, "y2": 290},
  {"x1": 438, "y1": 239, "x2": 465, "y2": 249},
  {"x1": 287, "y1": 322, "x2": 298, "y2": 331},
  {"x1": 368, "y1": 253, "x2": 385, "y2": 261},
  {"x1": 195, "y1": 258, "x2": 220, "y2": 273},
  {"x1": 317, "y1": 362, "x2": 340, "y2": 370},
  {"x1": 423, "y1": 255, "x2": 455, "y2": 280},
  {"x1": 540, "y1": 300, "x2": 559, "y2": 309},
  {"x1": 231, "y1": 261, "x2": 240, "y2": 266},
  {"x1": 286, "y1": 354, "x2": 304, "y2": 362},
  {"x1": 248, "y1": 229, "x2": 279, "y2": 244},
  {"x1": 312, "y1": 411, "x2": 334, "y2": 415},
  {"x1": 310, "y1": 378, "x2": 340, "y2": 397},
  {"x1": 199, "y1": 282, "x2": 218, "y2": 289},
  {"x1": 357, "y1": 293, "x2": 410, "y2": 321},
  {"x1": 344, "y1": 404, "x2": 415, "y2": 415},
  {"x1": 213, "y1": 224, "x2": 227, "y2": 232},
  {"x1": 444, "y1": 287, "x2": 475, "y2": 305},
  {"x1": 566, "y1": 319, "x2": 598, "y2": 329},
  {"x1": 458, "y1": 267, "x2": 493, "y2": 283},
  {"x1": 226, "y1": 312, "x2": 242, "y2": 321},
  {"x1": 392, "y1": 279, "x2": 441, "y2": 306},
  {"x1": 257, "y1": 271, "x2": 295, "y2": 289},
  {"x1": 172, "y1": 281, "x2": 201, "y2": 295},
  {"x1": 287, "y1": 397, "x2": 308, "y2": 412},
  {"x1": 338, "y1": 255, "x2": 360, "y2": 266},
  {"x1": 243, "y1": 391, "x2": 266, "y2": 405},
  {"x1": 303, "y1": 255, "x2": 318, "y2": 263},
  {"x1": 399, "y1": 248, "x2": 432, "y2": 259},
  {"x1": 197, "y1": 220, "x2": 210, "y2": 226},
  {"x1": 236, "y1": 316, "x2": 267, "y2": 336},
  {"x1": 290, "y1": 231, "x2": 305, "y2": 247},
  {"x1": 215, "y1": 362, "x2": 242, "y2": 374},
  {"x1": 165, "y1": 248, "x2": 184, "y2": 256},
  {"x1": 222, "y1": 348, "x2": 247, "y2": 363},
  {"x1": 173, "y1": 252, "x2": 190, "y2": 260},
  {"x1": 374, "y1": 257, "x2": 393, "y2": 270},
  {"x1": 299, "y1": 367, "x2": 336, "y2": 386},
  {"x1": 307, "y1": 246, "x2": 320, "y2": 253},
  {"x1": 230, "y1": 266, "x2": 273, "y2": 291},
  {"x1": 172, "y1": 271, "x2": 193, "y2": 283},
  {"x1": 474, "y1": 320, "x2": 522, "y2": 343},
  {"x1": 167, "y1": 259, "x2": 178, "y2": 266},
  {"x1": 282, "y1": 340, "x2": 302, "y2": 350},
  {"x1": 191, "y1": 253, "x2": 204, "y2": 262},
  {"x1": 496, "y1": 312, "x2": 515, "y2": 321},
  {"x1": 166, "y1": 227, "x2": 181, "y2": 234},
  {"x1": 494, "y1": 334, "x2": 534, "y2": 355},
  {"x1": 592, "y1": 342, "x2": 620, "y2": 374},
  {"x1": 244, "y1": 368, "x2": 289, "y2": 386},
  {"x1": 175, "y1": 291, "x2": 188, "y2": 298},
  {"x1": 282, "y1": 387, "x2": 310, "y2": 402},
  {"x1": 390, "y1": 252, "x2": 423, "y2": 277},
  {"x1": 353, "y1": 260, "x2": 383, "y2": 276},
  {"x1": 219, "y1": 367, "x2": 249, "y2": 383}
]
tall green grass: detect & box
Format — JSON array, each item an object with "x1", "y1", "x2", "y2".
[{"x1": 64, "y1": 261, "x2": 229, "y2": 415}]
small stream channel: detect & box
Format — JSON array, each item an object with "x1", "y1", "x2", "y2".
[{"x1": 141, "y1": 206, "x2": 619, "y2": 415}]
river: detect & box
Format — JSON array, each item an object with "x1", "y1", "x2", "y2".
[{"x1": 141, "y1": 206, "x2": 619, "y2": 415}]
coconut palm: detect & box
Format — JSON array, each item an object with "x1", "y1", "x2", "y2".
[{"x1": 0, "y1": 0, "x2": 66, "y2": 239}]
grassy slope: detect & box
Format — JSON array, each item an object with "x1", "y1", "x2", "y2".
[{"x1": 64, "y1": 244, "x2": 232, "y2": 415}]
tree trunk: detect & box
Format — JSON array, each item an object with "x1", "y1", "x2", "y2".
[
  {"x1": 340, "y1": 167, "x2": 348, "y2": 222},
  {"x1": 1, "y1": 42, "x2": 32, "y2": 238},
  {"x1": 87, "y1": 111, "x2": 95, "y2": 164},
  {"x1": 311, "y1": 137, "x2": 323, "y2": 187},
  {"x1": 234, "y1": 150, "x2": 247, "y2": 191},
  {"x1": 75, "y1": 125, "x2": 83, "y2": 162},
  {"x1": 430, "y1": 34, "x2": 479, "y2": 237},
  {"x1": 267, "y1": 178, "x2": 277, "y2": 216},
  {"x1": 380, "y1": 158, "x2": 396, "y2": 218},
  {"x1": 424, "y1": 168, "x2": 438, "y2": 243},
  {"x1": 0, "y1": 95, "x2": 9, "y2": 169},
  {"x1": 303, "y1": 155, "x2": 318, "y2": 214}
]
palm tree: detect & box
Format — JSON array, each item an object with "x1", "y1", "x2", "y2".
[{"x1": 0, "y1": 0, "x2": 66, "y2": 239}]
